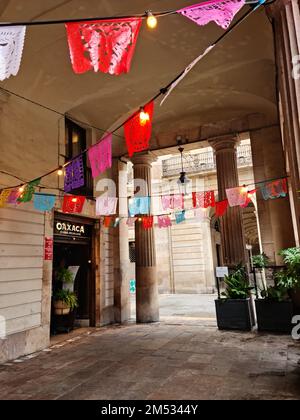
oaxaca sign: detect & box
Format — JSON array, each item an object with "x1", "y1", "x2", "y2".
[{"x1": 55, "y1": 221, "x2": 86, "y2": 237}]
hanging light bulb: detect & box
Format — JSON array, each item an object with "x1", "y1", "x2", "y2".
[
  {"x1": 71, "y1": 197, "x2": 78, "y2": 203},
  {"x1": 146, "y1": 11, "x2": 158, "y2": 29},
  {"x1": 57, "y1": 166, "x2": 63, "y2": 176},
  {"x1": 139, "y1": 107, "x2": 150, "y2": 126},
  {"x1": 19, "y1": 185, "x2": 25, "y2": 193}
]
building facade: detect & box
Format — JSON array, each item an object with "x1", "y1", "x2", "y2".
[{"x1": 0, "y1": 0, "x2": 299, "y2": 362}]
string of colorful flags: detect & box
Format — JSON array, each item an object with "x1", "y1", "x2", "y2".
[
  {"x1": 0, "y1": 0, "x2": 265, "y2": 106},
  {"x1": 0, "y1": 176, "x2": 289, "y2": 230},
  {"x1": 0, "y1": 1, "x2": 266, "y2": 194},
  {"x1": 0, "y1": 0, "x2": 273, "y2": 227}
]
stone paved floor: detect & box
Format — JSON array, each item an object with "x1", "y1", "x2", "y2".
[
  {"x1": 0, "y1": 322, "x2": 299, "y2": 400},
  {"x1": 131, "y1": 294, "x2": 217, "y2": 326}
]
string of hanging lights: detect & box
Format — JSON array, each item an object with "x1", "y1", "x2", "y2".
[
  {"x1": 0, "y1": 1, "x2": 272, "y2": 28},
  {"x1": 0, "y1": 0, "x2": 270, "y2": 195}
]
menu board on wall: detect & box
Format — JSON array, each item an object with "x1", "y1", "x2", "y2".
[{"x1": 44, "y1": 237, "x2": 53, "y2": 261}]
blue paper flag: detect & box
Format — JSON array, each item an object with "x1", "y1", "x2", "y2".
[
  {"x1": 34, "y1": 193, "x2": 56, "y2": 212},
  {"x1": 129, "y1": 197, "x2": 150, "y2": 217},
  {"x1": 175, "y1": 210, "x2": 186, "y2": 224}
]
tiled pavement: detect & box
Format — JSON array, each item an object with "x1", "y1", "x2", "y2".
[{"x1": 0, "y1": 322, "x2": 300, "y2": 400}]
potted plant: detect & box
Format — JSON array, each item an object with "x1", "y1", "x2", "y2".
[
  {"x1": 52, "y1": 267, "x2": 78, "y2": 316},
  {"x1": 277, "y1": 247, "x2": 300, "y2": 312},
  {"x1": 251, "y1": 253, "x2": 270, "y2": 297},
  {"x1": 255, "y1": 284, "x2": 293, "y2": 334},
  {"x1": 215, "y1": 265, "x2": 255, "y2": 331},
  {"x1": 252, "y1": 253, "x2": 270, "y2": 270},
  {"x1": 55, "y1": 267, "x2": 74, "y2": 286},
  {"x1": 53, "y1": 289, "x2": 78, "y2": 315}
]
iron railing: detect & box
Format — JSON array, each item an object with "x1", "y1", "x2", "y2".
[{"x1": 162, "y1": 144, "x2": 253, "y2": 177}]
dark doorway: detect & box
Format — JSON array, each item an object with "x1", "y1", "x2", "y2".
[
  {"x1": 51, "y1": 214, "x2": 95, "y2": 335},
  {"x1": 53, "y1": 243, "x2": 91, "y2": 320}
]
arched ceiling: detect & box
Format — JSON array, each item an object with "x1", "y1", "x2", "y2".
[{"x1": 0, "y1": 0, "x2": 277, "y2": 157}]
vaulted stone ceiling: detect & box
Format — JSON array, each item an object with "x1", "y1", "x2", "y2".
[{"x1": 0, "y1": 0, "x2": 277, "y2": 157}]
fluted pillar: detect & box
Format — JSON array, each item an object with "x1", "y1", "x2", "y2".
[
  {"x1": 250, "y1": 120, "x2": 295, "y2": 264},
  {"x1": 268, "y1": 0, "x2": 300, "y2": 244},
  {"x1": 209, "y1": 135, "x2": 247, "y2": 267},
  {"x1": 132, "y1": 153, "x2": 159, "y2": 323}
]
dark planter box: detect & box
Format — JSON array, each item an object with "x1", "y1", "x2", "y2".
[
  {"x1": 255, "y1": 300, "x2": 294, "y2": 334},
  {"x1": 215, "y1": 298, "x2": 255, "y2": 331}
]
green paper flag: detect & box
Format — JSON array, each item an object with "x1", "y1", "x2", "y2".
[{"x1": 18, "y1": 178, "x2": 41, "y2": 203}]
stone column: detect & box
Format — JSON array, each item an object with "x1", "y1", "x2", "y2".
[
  {"x1": 268, "y1": 0, "x2": 300, "y2": 244},
  {"x1": 202, "y1": 215, "x2": 217, "y2": 293},
  {"x1": 132, "y1": 153, "x2": 159, "y2": 323},
  {"x1": 209, "y1": 135, "x2": 247, "y2": 267},
  {"x1": 250, "y1": 122, "x2": 295, "y2": 264},
  {"x1": 112, "y1": 160, "x2": 131, "y2": 324}
]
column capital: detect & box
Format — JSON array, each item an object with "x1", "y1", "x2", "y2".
[
  {"x1": 267, "y1": 0, "x2": 295, "y2": 18},
  {"x1": 208, "y1": 134, "x2": 239, "y2": 153},
  {"x1": 131, "y1": 152, "x2": 157, "y2": 167}
]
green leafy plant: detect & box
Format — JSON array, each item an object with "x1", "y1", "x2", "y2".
[
  {"x1": 222, "y1": 264, "x2": 253, "y2": 300},
  {"x1": 56, "y1": 268, "x2": 74, "y2": 285},
  {"x1": 53, "y1": 289, "x2": 78, "y2": 311},
  {"x1": 252, "y1": 253, "x2": 270, "y2": 269},
  {"x1": 260, "y1": 285, "x2": 289, "y2": 302},
  {"x1": 276, "y1": 247, "x2": 300, "y2": 290}
]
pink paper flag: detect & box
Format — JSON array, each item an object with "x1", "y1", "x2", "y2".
[
  {"x1": 161, "y1": 195, "x2": 184, "y2": 210},
  {"x1": 158, "y1": 215, "x2": 172, "y2": 229},
  {"x1": 96, "y1": 196, "x2": 118, "y2": 216},
  {"x1": 226, "y1": 186, "x2": 248, "y2": 207},
  {"x1": 178, "y1": 0, "x2": 245, "y2": 30},
  {"x1": 127, "y1": 217, "x2": 137, "y2": 227},
  {"x1": 88, "y1": 134, "x2": 112, "y2": 179}
]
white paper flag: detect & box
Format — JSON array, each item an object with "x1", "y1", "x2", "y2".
[{"x1": 0, "y1": 26, "x2": 26, "y2": 81}]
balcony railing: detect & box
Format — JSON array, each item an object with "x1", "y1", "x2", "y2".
[{"x1": 162, "y1": 144, "x2": 252, "y2": 177}]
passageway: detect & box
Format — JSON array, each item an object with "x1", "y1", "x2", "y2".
[
  {"x1": 131, "y1": 294, "x2": 217, "y2": 327},
  {"x1": 0, "y1": 323, "x2": 299, "y2": 400}
]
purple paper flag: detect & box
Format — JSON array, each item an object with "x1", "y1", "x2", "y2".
[
  {"x1": 178, "y1": 0, "x2": 245, "y2": 30},
  {"x1": 7, "y1": 189, "x2": 21, "y2": 204},
  {"x1": 64, "y1": 155, "x2": 85, "y2": 193},
  {"x1": 88, "y1": 134, "x2": 112, "y2": 179}
]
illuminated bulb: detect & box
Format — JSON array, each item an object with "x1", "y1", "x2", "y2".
[
  {"x1": 57, "y1": 167, "x2": 63, "y2": 176},
  {"x1": 72, "y1": 198, "x2": 78, "y2": 203},
  {"x1": 19, "y1": 186, "x2": 25, "y2": 193},
  {"x1": 138, "y1": 217, "x2": 142, "y2": 222},
  {"x1": 241, "y1": 186, "x2": 248, "y2": 193},
  {"x1": 139, "y1": 108, "x2": 150, "y2": 126},
  {"x1": 146, "y1": 11, "x2": 157, "y2": 29}
]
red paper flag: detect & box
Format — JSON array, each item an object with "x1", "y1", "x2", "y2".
[
  {"x1": 142, "y1": 216, "x2": 154, "y2": 230},
  {"x1": 103, "y1": 216, "x2": 112, "y2": 228},
  {"x1": 215, "y1": 200, "x2": 229, "y2": 217},
  {"x1": 66, "y1": 18, "x2": 142, "y2": 75},
  {"x1": 192, "y1": 191, "x2": 215, "y2": 209},
  {"x1": 124, "y1": 102, "x2": 154, "y2": 157},
  {"x1": 62, "y1": 195, "x2": 85, "y2": 214},
  {"x1": 240, "y1": 189, "x2": 257, "y2": 208}
]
